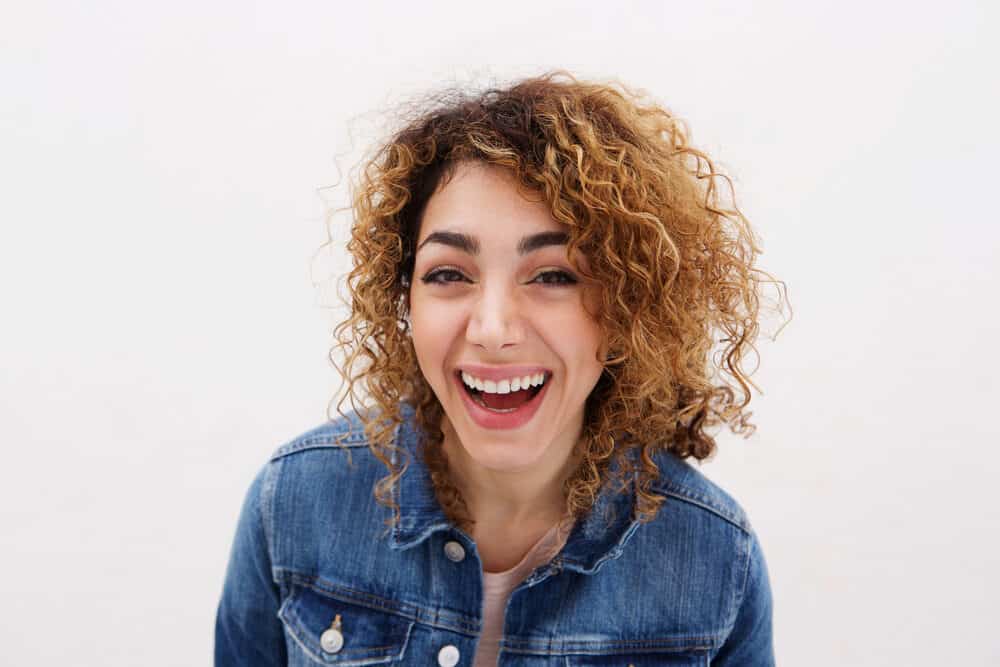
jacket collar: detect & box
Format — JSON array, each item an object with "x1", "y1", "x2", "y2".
[
  {"x1": 389, "y1": 403, "x2": 454, "y2": 547},
  {"x1": 388, "y1": 402, "x2": 640, "y2": 575}
]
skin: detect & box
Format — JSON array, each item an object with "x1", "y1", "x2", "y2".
[{"x1": 408, "y1": 161, "x2": 607, "y2": 570}]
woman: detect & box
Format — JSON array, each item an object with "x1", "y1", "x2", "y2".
[{"x1": 216, "y1": 72, "x2": 783, "y2": 666}]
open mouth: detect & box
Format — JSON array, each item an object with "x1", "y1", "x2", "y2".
[{"x1": 455, "y1": 371, "x2": 549, "y2": 413}]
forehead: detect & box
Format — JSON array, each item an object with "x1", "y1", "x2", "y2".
[{"x1": 416, "y1": 162, "x2": 568, "y2": 248}]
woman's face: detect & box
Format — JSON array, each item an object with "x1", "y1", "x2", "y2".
[{"x1": 408, "y1": 161, "x2": 606, "y2": 473}]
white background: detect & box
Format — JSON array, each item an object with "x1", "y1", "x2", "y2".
[{"x1": 2, "y1": 1, "x2": 997, "y2": 664}]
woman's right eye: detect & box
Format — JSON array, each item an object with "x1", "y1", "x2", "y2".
[{"x1": 420, "y1": 269, "x2": 467, "y2": 284}]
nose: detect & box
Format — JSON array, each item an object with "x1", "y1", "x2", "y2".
[{"x1": 465, "y1": 279, "x2": 525, "y2": 353}]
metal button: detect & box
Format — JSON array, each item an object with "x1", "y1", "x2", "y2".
[
  {"x1": 437, "y1": 644, "x2": 460, "y2": 667},
  {"x1": 320, "y1": 613, "x2": 344, "y2": 654},
  {"x1": 320, "y1": 627, "x2": 344, "y2": 654},
  {"x1": 443, "y1": 540, "x2": 466, "y2": 563}
]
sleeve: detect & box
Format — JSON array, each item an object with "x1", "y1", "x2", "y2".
[
  {"x1": 711, "y1": 529, "x2": 775, "y2": 666},
  {"x1": 214, "y1": 463, "x2": 287, "y2": 666}
]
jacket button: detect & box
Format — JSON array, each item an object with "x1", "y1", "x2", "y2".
[
  {"x1": 443, "y1": 540, "x2": 466, "y2": 563},
  {"x1": 320, "y1": 627, "x2": 344, "y2": 654},
  {"x1": 320, "y1": 613, "x2": 344, "y2": 654},
  {"x1": 437, "y1": 644, "x2": 460, "y2": 666}
]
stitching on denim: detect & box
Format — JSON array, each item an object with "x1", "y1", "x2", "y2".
[
  {"x1": 722, "y1": 528, "x2": 753, "y2": 640},
  {"x1": 271, "y1": 431, "x2": 369, "y2": 461},
  {"x1": 278, "y1": 572, "x2": 481, "y2": 636},
  {"x1": 513, "y1": 647, "x2": 714, "y2": 657},
  {"x1": 504, "y1": 637, "x2": 717, "y2": 649},
  {"x1": 261, "y1": 457, "x2": 280, "y2": 584},
  {"x1": 278, "y1": 599, "x2": 327, "y2": 664},
  {"x1": 502, "y1": 637, "x2": 716, "y2": 656},
  {"x1": 391, "y1": 518, "x2": 453, "y2": 550},
  {"x1": 658, "y1": 484, "x2": 749, "y2": 533},
  {"x1": 269, "y1": 412, "x2": 373, "y2": 462},
  {"x1": 281, "y1": 592, "x2": 415, "y2": 660},
  {"x1": 278, "y1": 595, "x2": 413, "y2": 665},
  {"x1": 287, "y1": 610, "x2": 400, "y2": 655},
  {"x1": 558, "y1": 514, "x2": 642, "y2": 574}
]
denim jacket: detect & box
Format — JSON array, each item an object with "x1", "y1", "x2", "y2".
[{"x1": 215, "y1": 403, "x2": 774, "y2": 666}]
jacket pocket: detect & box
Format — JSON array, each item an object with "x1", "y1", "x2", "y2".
[{"x1": 278, "y1": 584, "x2": 414, "y2": 665}]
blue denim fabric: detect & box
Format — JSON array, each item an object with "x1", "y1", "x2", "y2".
[{"x1": 215, "y1": 403, "x2": 774, "y2": 666}]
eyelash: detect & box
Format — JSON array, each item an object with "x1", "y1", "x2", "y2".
[{"x1": 420, "y1": 268, "x2": 577, "y2": 287}]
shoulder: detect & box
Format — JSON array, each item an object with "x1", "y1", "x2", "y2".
[
  {"x1": 266, "y1": 404, "x2": 404, "y2": 468},
  {"x1": 602, "y1": 448, "x2": 768, "y2": 653},
  {"x1": 648, "y1": 452, "x2": 776, "y2": 662},
  {"x1": 635, "y1": 451, "x2": 769, "y2": 650},
  {"x1": 648, "y1": 449, "x2": 752, "y2": 534},
  {"x1": 244, "y1": 408, "x2": 405, "y2": 571},
  {"x1": 257, "y1": 407, "x2": 399, "y2": 506},
  {"x1": 269, "y1": 408, "x2": 374, "y2": 459}
]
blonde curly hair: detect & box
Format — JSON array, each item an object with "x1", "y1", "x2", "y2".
[{"x1": 327, "y1": 71, "x2": 788, "y2": 531}]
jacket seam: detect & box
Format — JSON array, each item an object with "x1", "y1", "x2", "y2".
[
  {"x1": 278, "y1": 571, "x2": 481, "y2": 637},
  {"x1": 555, "y1": 519, "x2": 641, "y2": 575},
  {"x1": 269, "y1": 412, "x2": 376, "y2": 461},
  {"x1": 722, "y1": 528, "x2": 754, "y2": 644},
  {"x1": 657, "y1": 486, "x2": 750, "y2": 533},
  {"x1": 278, "y1": 594, "x2": 414, "y2": 664},
  {"x1": 261, "y1": 457, "x2": 280, "y2": 585},
  {"x1": 501, "y1": 636, "x2": 717, "y2": 654},
  {"x1": 269, "y1": 432, "x2": 369, "y2": 461}
]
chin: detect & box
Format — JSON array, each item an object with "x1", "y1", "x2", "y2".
[{"x1": 458, "y1": 436, "x2": 548, "y2": 473}]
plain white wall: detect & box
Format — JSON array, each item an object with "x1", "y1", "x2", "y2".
[{"x1": 2, "y1": 1, "x2": 997, "y2": 664}]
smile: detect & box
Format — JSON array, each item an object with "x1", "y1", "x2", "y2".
[
  {"x1": 452, "y1": 370, "x2": 552, "y2": 430},
  {"x1": 461, "y1": 370, "x2": 547, "y2": 396}
]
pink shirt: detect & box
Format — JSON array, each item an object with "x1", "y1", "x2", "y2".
[{"x1": 472, "y1": 519, "x2": 573, "y2": 667}]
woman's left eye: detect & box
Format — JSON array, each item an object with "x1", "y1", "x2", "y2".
[{"x1": 532, "y1": 270, "x2": 577, "y2": 286}]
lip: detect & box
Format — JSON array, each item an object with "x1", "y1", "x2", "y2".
[{"x1": 452, "y1": 369, "x2": 551, "y2": 430}]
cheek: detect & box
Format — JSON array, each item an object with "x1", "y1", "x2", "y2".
[
  {"x1": 575, "y1": 306, "x2": 607, "y2": 380},
  {"x1": 408, "y1": 296, "x2": 456, "y2": 381},
  {"x1": 538, "y1": 308, "x2": 605, "y2": 373}
]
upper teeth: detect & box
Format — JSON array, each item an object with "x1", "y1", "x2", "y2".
[{"x1": 461, "y1": 371, "x2": 547, "y2": 394}]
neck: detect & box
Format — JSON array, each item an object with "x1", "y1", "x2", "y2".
[{"x1": 440, "y1": 417, "x2": 582, "y2": 528}]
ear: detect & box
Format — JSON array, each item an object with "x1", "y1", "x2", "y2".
[
  {"x1": 597, "y1": 334, "x2": 620, "y2": 363},
  {"x1": 396, "y1": 293, "x2": 412, "y2": 335}
]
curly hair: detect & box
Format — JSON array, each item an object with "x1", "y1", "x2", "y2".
[{"x1": 326, "y1": 70, "x2": 788, "y2": 531}]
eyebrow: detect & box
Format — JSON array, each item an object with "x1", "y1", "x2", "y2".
[{"x1": 416, "y1": 230, "x2": 569, "y2": 256}]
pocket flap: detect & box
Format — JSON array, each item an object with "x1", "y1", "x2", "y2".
[{"x1": 279, "y1": 584, "x2": 414, "y2": 665}]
